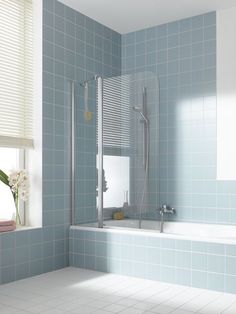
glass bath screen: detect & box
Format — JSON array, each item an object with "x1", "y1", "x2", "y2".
[
  {"x1": 102, "y1": 72, "x2": 160, "y2": 224},
  {"x1": 74, "y1": 80, "x2": 97, "y2": 225}
]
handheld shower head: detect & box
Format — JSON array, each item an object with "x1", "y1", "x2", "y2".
[
  {"x1": 132, "y1": 106, "x2": 149, "y2": 124},
  {"x1": 133, "y1": 106, "x2": 142, "y2": 112}
]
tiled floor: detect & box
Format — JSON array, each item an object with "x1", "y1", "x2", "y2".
[{"x1": 1, "y1": 268, "x2": 236, "y2": 314}]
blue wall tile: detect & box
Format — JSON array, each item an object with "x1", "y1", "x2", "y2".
[
  {"x1": 0, "y1": 0, "x2": 121, "y2": 284},
  {"x1": 121, "y1": 12, "x2": 223, "y2": 225}
]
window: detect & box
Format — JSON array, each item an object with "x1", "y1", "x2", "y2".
[{"x1": 0, "y1": 0, "x2": 34, "y2": 224}]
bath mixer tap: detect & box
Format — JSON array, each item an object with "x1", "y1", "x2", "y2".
[{"x1": 158, "y1": 204, "x2": 175, "y2": 233}]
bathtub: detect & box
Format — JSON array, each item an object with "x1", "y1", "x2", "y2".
[
  {"x1": 70, "y1": 219, "x2": 236, "y2": 293},
  {"x1": 79, "y1": 218, "x2": 236, "y2": 243}
]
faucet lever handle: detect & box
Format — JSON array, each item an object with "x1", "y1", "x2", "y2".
[{"x1": 158, "y1": 204, "x2": 175, "y2": 215}]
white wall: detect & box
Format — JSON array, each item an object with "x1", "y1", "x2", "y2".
[
  {"x1": 217, "y1": 7, "x2": 236, "y2": 180},
  {"x1": 27, "y1": 0, "x2": 42, "y2": 227}
]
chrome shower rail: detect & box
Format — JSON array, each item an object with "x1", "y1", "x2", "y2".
[
  {"x1": 97, "y1": 76, "x2": 104, "y2": 228},
  {"x1": 70, "y1": 80, "x2": 75, "y2": 225}
]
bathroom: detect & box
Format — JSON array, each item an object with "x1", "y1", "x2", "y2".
[{"x1": 1, "y1": 0, "x2": 236, "y2": 313}]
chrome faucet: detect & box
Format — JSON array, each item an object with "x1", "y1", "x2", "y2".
[{"x1": 158, "y1": 204, "x2": 175, "y2": 233}]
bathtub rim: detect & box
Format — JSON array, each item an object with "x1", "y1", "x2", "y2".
[{"x1": 71, "y1": 224, "x2": 236, "y2": 245}]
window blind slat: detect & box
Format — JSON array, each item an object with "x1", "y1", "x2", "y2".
[
  {"x1": 96, "y1": 75, "x2": 131, "y2": 150},
  {"x1": 0, "y1": 0, "x2": 33, "y2": 149}
]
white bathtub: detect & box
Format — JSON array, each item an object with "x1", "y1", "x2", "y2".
[{"x1": 79, "y1": 219, "x2": 236, "y2": 244}]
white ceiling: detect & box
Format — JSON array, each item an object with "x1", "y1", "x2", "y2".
[{"x1": 59, "y1": 0, "x2": 236, "y2": 34}]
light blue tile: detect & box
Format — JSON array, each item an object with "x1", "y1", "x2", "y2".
[
  {"x1": 204, "y1": 12, "x2": 216, "y2": 26},
  {"x1": 192, "y1": 252, "x2": 207, "y2": 271},
  {"x1": 55, "y1": 1, "x2": 64, "y2": 17},
  {"x1": 43, "y1": 257, "x2": 54, "y2": 273},
  {"x1": 192, "y1": 270, "x2": 207, "y2": 289},
  {"x1": 146, "y1": 27, "x2": 156, "y2": 40},
  {"x1": 15, "y1": 247, "x2": 29, "y2": 264},
  {"x1": 207, "y1": 254, "x2": 225, "y2": 273},
  {"x1": 135, "y1": 29, "x2": 146, "y2": 43},
  {"x1": 85, "y1": 230, "x2": 95, "y2": 241},
  {"x1": 168, "y1": 34, "x2": 179, "y2": 48},
  {"x1": 175, "y1": 268, "x2": 191, "y2": 286},
  {"x1": 175, "y1": 240, "x2": 191, "y2": 251},
  {"x1": 226, "y1": 245, "x2": 236, "y2": 257},
  {"x1": 146, "y1": 264, "x2": 160, "y2": 281},
  {"x1": 192, "y1": 241, "x2": 207, "y2": 253},
  {"x1": 147, "y1": 247, "x2": 160, "y2": 264},
  {"x1": 147, "y1": 236, "x2": 160, "y2": 248},
  {"x1": 175, "y1": 251, "x2": 191, "y2": 269},
  {"x1": 161, "y1": 238, "x2": 175, "y2": 249},
  {"x1": 161, "y1": 249, "x2": 175, "y2": 267},
  {"x1": 15, "y1": 263, "x2": 29, "y2": 281},
  {"x1": 74, "y1": 254, "x2": 84, "y2": 267},
  {"x1": 43, "y1": 242, "x2": 54, "y2": 258},
  {"x1": 157, "y1": 37, "x2": 167, "y2": 50},
  {"x1": 192, "y1": 15, "x2": 204, "y2": 29},
  {"x1": 43, "y1": 10, "x2": 53, "y2": 28},
  {"x1": 157, "y1": 24, "x2": 167, "y2": 38},
  {"x1": 226, "y1": 257, "x2": 236, "y2": 276},
  {"x1": 204, "y1": 39, "x2": 216, "y2": 55},
  {"x1": 225, "y1": 275, "x2": 236, "y2": 294},
  {"x1": 180, "y1": 18, "x2": 192, "y2": 32},
  {"x1": 1, "y1": 233, "x2": 15, "y2": 249},
  {"x1": 30, "y1": 244, "x2": 43, "y2": 261},
  {"x1": 120, "y1": 244, "x2": 134, "y2": 260},
  {"x1": 207, "y1": 243, "x2": 225, "y2": 255},
  {"x1": 84, "y1": 254, "x2": 95, "y2": 270},
  {"x1": 160, "y1": 266, "x2": 175, "y2": 283},
  {"x1": 30, "y1": 260, "x2": 43, "y2": 276},
  {"x1": 168, "y1": 21, "x2": 179, "y2": 35},
  {"x1": 120, "y1": 260, "x2": 134, "y2": 276},
  {"x1": 96, "y1": 256, "x2": 108, "y2": 272},
  {"x1": 15, "y1": 231, "x2": 30, "y2": 248},
  {"x1": 1, "y1": 266, "x2": 15, "y2": 284},
  {"x1": 2, "y1": 249, "x2": 15, "y2": 267},
  {"x1": 84, "y1": 240, "x2": 95, "y2": 255},
  {"x1": 207, "y1": 273, "x2": 224, "y2": 292}
]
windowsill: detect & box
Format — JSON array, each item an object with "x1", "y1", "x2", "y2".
[
  {"x1": 0, "y1": 225, "x2": 42, "y2": 234},
  {"x1": 16, "y1": 225, "x2": 42, "y2": 231}
]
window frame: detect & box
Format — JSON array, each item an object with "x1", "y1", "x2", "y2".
[{"x1": 19, "y1": 149, "x2": 26, "y2": 225}]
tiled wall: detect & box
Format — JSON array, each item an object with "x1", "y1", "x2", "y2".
[
  {"x1": 122, "y1": 12, "x2": 236, "y2": 224},
  {"x1": 70, "y1": 227, "x2": 236, "y2": 294},
  {"x1": 0, "y1": 0, "x2": 121, "y2": 284}
]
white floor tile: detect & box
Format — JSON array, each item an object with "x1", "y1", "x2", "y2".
[
  {"x1": 119, "y1": 308, "x2": 144, "y2": 314},
  {"x1": 222, "y1": 300, "x2": 236, "y2": 314},
  {"x1": 133, "y1": 301, "x2": 156, "y2": 310},
  {"x1": 0, "y1": 268, "x2": 236, "y2": 314},
  {"x1": 148, "y1": 304, "x2": 175, "y2": 314},
  {"x1": 171, "y1": 309, "x2": 196, "y2": 314},
  {"x1": 103, "y1": 303, "x2": 126, "y2": 313},
  {"x1": 198, "y1": 293, "x2": 236, "y2": 314},
  {"x1": 180, "y1": 291, "x2": 221, "y2": 312}
]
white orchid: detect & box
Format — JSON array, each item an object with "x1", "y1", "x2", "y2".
[
  {"x1": 8, "y1": 170, "x2": 29, "y2": 201},
  {"x1": 0, "y1": 169, "x2": 29, "y2": 225}
]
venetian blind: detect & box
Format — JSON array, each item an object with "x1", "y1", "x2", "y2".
[
  {"x1": 0, "y1": 0, "x2": 33, "y2": 148},
  {"x1": 100, "y1": 75, "x2": 130, "y2": 149}
]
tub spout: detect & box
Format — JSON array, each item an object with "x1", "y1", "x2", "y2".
[{"x1": 158, "y1": 204, "x2": 175, "y2": 233}]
